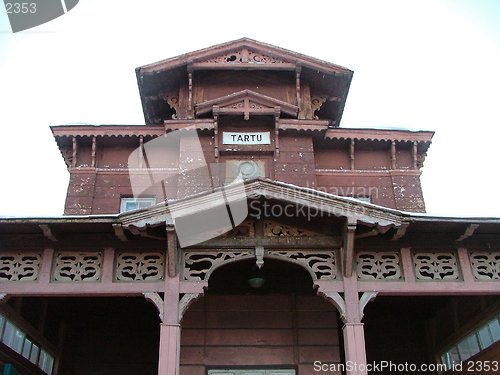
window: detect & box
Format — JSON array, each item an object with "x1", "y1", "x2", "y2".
[
  {"x1": 0, "y1": 313, "x2": 55, "y2": 374},
  {"x1": 440, "y1": 314, "x2": 500, "y2": 370},
  {"x1": 120, "y1": 197, "x2": 156, "y2": 213}
]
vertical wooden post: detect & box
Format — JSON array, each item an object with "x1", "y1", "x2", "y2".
[
  {"x1": 343, "y1": 323, "x2": 368, "y2": 373},
  {"x1": 412, "y1": 141, "x2": 418, "y2": 170},
  {"x1": 214, "y1": 115, "x2": 219, "y2": 160},
  {"x1": 187, "y1": 64, "x2": 193, "y2": 119},
  {"x1": 91, "y1": 136, "x2": 96, "y2": 168},
  {"x1": 342, "y1": 276, "x2": 368, "y2": 375},
  {"x1": 274, "y1": 109, "x2": 280, "y2": 159},
  {"x1": 295, "y1": 64, "x2": 302, "y2": 115},
  {"x1": 139, "y1": 135, "x2": 144, "y2": 169},
  {"x1": 350, "y1": 139, "x2": 355, "y2": 170},
  {"x1": 71, "y1": 136, "x2": 77, "y2": 168},
  {"x1": 158, "y1": 274, "x2": 181, "y2": 375},
  {"x1": 390, "y1": 141, "x2": 396, "y2": 169}
]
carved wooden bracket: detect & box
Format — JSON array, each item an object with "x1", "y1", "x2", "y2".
[
  {"x1": 317, "y1": 291, "x2": 346, "y2": 323},
  {"x1": 456, "y1": 224, "x2": 480, "y2": 242},
  {"x1": 112, "y1": 224, "x2": 128, "y2": 242},
  {"x1": 342, "y1": 218, "x2": 357, "y2": 277},
  {"x1": 391, "y1": 222, "x2": 409, "y2": 241},
  {"x1": 359, "y1": 291, "x2": 378, "y2": 320},
  {"x1": 39, "y1": 224, "x2": 57, "y2": 242},
  {"x1": 179, "y1": 293, "x2": 203, "y2": 322},
  {"x1": 167, "y1": 226, "x2": 178, "y2": 277},
  {"x1": 317, "y1": 290, "x2": 378, "y2": 324},
  {"x1": 143, "y1": 292, "x2": 164, "y2": 321}
]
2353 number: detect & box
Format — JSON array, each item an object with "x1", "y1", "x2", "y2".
[{"x1": 5, "y1": 2, "x2": 37, "y2": 14}]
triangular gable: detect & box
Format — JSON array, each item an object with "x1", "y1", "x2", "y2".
[
  {"x1": 119, "y1": 178, "x2": 404, "y2": 230},
  {"x1": 195, "y1": 89, "x2": 298, "y2": 119},
  {"x1": 137, "y1": 38, "x2": 352, "y2": 75}
]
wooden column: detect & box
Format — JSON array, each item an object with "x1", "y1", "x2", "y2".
[
  {"x1": 91, "y1": 136, "x2": 96, "y2": 168},
  {"x1": 343, "y1": 323, "x2": 367, "y2": 373},
  {"x1": 343, "y1": 276, "x2": 368, "y2": 375},
  {"x1": 350, "y1": 139, "x2": 355, "y2": 170},
  {"x1": 158, "y1": 275, "x2": 181, "y2": 375}
]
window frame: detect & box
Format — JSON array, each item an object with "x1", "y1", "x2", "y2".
[{"x1": 120, "y1": 197, "x2": 156, "y2": 213}]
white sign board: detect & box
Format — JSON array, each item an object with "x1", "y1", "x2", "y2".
[{"x1": 223, "y1": 132, "x2": 271, "y2": 145}]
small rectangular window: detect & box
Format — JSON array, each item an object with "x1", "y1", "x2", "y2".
[
  {"x1": 22, "y1": 338, "x2": 32, "y2": 359},
  {"x1": 478, "y1": 324, "x2": 494, "y2": 348},
  {"x1": 488, "y1": 317, "x2": 500, "y2": 341},
  {"x1": 2, "y1": 321, "x2": 15, "y2": 347},
  {"x1": 120, "y1": 197, "x2": 156, "y2": 213},
  {"x1": 30, "y1": 343, "x2": 40, "y2": 364}
]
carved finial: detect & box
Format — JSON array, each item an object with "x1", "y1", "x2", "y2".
[{"x1": 255, "y1": 246, "x2": 264, "y2": 269}]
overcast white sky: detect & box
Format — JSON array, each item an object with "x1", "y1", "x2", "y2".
[{"x1": 0, "y1": 0, "x2": 499, "y2": 217}]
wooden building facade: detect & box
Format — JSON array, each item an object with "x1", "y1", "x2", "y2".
[{"x1": 1, "y1": 39, "x2": 499, "y2": 375}]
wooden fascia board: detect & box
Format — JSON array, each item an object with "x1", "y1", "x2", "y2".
[
  {"x1": 51, "y1": 125, "x2": 165, "y2": 138},
  {"x1": 278, "y1": 119, "x2": 330, "y2": 132},
  {"x1": 120, "y1": 179, "x2": 404, "y2": 229},
  {"x1": 325, "y1": 128, "x2": 434, "y2": 143},
  {"x1": 164, "y1": 120, "x2": 214, "y2": 132}
]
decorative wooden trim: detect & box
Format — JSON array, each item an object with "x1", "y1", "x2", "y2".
[
  {"x1": 356, "y1": 251, "x2": 402, "y2": 280},
  {"x1": 255, "y1": 245, "x2": 264, "y2": 269},
  {"x1": 143, "y1": 292, "x2": 164, "y2": 321},
  {"x1": 178, "y1": 292, "x2": 202, "y2": 322},
  {"x1": 115, "y1": 251, "x2": 164, "y2": 282},
  {"x1": 324, "y1": 128, "x2": 434, "y2": 144},
  {"x1": 195, "y1": 89, "x2": 298, "y2": 118},
  {"x1": 52, "y1": 125, "x2": 165, "y2": 138},
  {"x1": 317, "y1": 290, "x2": 346, "y2": 323},
  {"x1": 0, "y1": 252, "x2": 42, "y2": 282},
  {"x1": 266, "y1": 250, "x2": 337, "y2": 280},
  {"x1": 359, "y1": 291, "x2": 378, "y2": 320}
]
